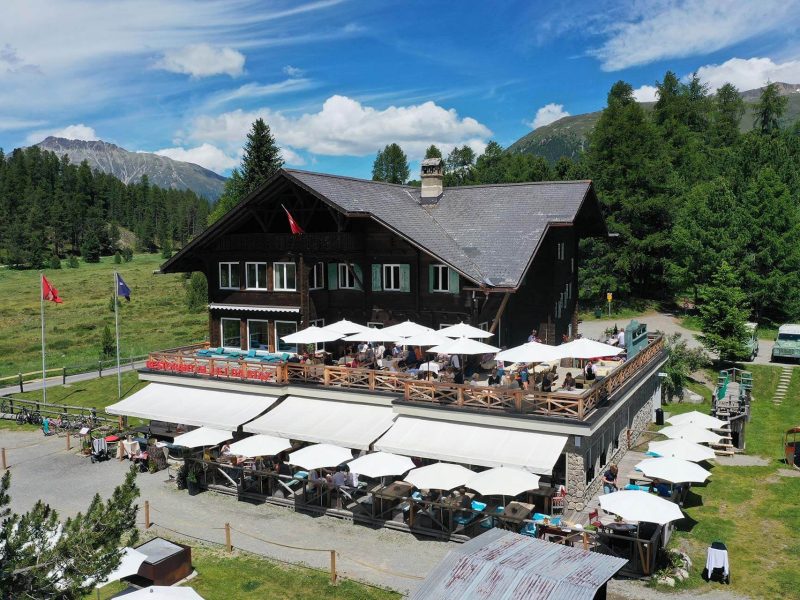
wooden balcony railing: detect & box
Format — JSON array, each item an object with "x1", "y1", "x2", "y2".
[{"x1": 144, "y1": 334, "x2": 665, "y2": 421}]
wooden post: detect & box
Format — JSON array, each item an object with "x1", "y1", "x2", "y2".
[
  {"x1": 329, "y1": 550, "x2": 337, "y2": 585},
  {"x1": 62, "y1": 367, "x2": 67, "y2": 385},
  {"x1": 18, "y1": 373, "x2": 23, "y2": 394},
  {"x1": 224, "y1": 522, "x2": 232, "y2": 552},
  {"x1": 582, "y1": 532, "x2": 589, "y2": 550},
  {"x1": 98, "y1": 361, "x2": 103, "y2": 377},
  {"x1": 118, "y1": 416, "x2": 123, "y2": 431},
  {"x1": 1, "y1": 447, "x2": 6, "y2": 470},
  {"x1": 66, "y1": 431, "x2": 71, "y2": 451},
  {"x1": 144, "y1": 500, "x2": 151, "y2": 529}
]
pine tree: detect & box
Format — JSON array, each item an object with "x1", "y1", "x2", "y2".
[
  {"x1": 444, "y1": 145, "x2": 476, "y2": 186},
  {"x1": 712, "y1": 83, "x2": 745, "y2": 146},
  {"x1": 424, "y1": 145, "x2": 442, "y2": 159},
  {"x1": 697, "y1": 262, "x2": 750, "y2": 361},
  {"x1": 81, "y1": 230, "x2": 101, "y2": 263},
  {"x1": 371, "y1": 149, "x2": 386, "y2": 181},
  {"x1": 67, "y1": 254, "x2": 80, "y2": 268},
  {"x1": 372, "y1": 144, "x2": 409, "y2": 184},
  {"x1": 186, "y1": 272, "x2": 209, "y2": 312},
  {"x1": 240, "y1": 118, "x2": 283, "y2": 196},
  {"x1": 754, "y1": 82, "x2": 788, "y2": 135},
  {"x1": 100, "y1": 324, "x2": 115, "y2": 359}
]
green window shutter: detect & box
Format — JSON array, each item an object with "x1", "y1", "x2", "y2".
[
  {"x1": 372, "y1": 264, "x2": 382, "y2": 291},
  {"x1": 399, "y1": 264, "x2": 411, "y2": 292},
  {"x1": 428, "y1": 265, "x2": 435, "y2": 293},
  {"x1": 328, "y1": 263, "x2": 338, "y2": 290},
  {"x1": 353, "y1": 264, "x2": 363, "y2": 290},
  {"x1": 448, "y1": 268, "x2": 460, "y2": 295}
]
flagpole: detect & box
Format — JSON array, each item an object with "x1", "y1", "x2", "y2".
[
  {"x1": 114, "y1": 272, "x2": 122, "y2": 400},
  {"x1": 40, "y1": 272, "x2": 47, "y2": 404}
]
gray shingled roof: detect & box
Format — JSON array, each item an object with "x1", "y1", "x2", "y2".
[{"x1": 286, "y1": 169, "x2": 594, "y2": 288}]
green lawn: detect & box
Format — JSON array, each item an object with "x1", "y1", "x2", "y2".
[
  {"x1": 661, "y1": 364, "x2": 800, "y2": 598},
  {"x1": 680, "y1": 315, "x2": 779, "y2": 341},
  {"x1": 0, "y1": 254, "x2": 206, "y2": 379},
  {"x1": 91, "y1": 545, "x2": 400, "y2": 600},
  {"x1": 577, "y1": 300, "x2": 658, "y2": 322}
]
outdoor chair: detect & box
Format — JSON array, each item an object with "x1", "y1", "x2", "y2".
[
  {"x1": 480, "y1": 505, "x2": 504, "y2": 529},
  {"x1": 245, "y1": 349, "x2": 257, "y2": 359},
  {"x1": 519, "y1": 521, "x2": 537, "y2": 537},
  {"x1": 453, "y1": 500, "x2": 487, "y2": 529},
  {"x1": 588, "y1": 509, "x2": 603, "y2": 528}
]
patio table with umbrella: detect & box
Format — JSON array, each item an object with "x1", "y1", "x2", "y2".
[
  {"x1": 658, "y1": 424, "x2": 723, "y2": 445},
  {"x1": 599, "y1": 489, "x2": 684, "y2": 525},
  {"x1": 495, "y1": 341, "x2": 564, "y2": 364},
  {"x1": 380, "y1": 320, "x2": 433, "y2": 339},
  {"x1": 635, "y1": 457, "x2": 711, "y2": 484},
  {"x1": 648, "y1": 438, "x2": 716, "y2": 462},
  {"x1": 228, "y1": 434, "x2": 291, "y2": 459},
  {"x1": 438, "y1": 321, "x2": 494, "y2": 339},
  {"x1": 281, "y1": 326, "x2": 343, "y2": 345},
  {"x1": 171, "y1": 427, "x2": 231, "y2": 449},
  {"x1": 342, "y1": 329, "x2": 402, "y2": 344},
  {"x1": 465, "y1": 467, "x2": 540, "y2": 527},
  {"x1": 347, "y1": 451, "x2": 415, "y2": 479},
  {"x1": 320, "y1": 319, "x2": 370, "y2": 335},
  {"x1": 557, "y1": 338, "x2": 624, "y2": 360},
  {"x1": 666, "y1": 411, "x2": 729, "y2": 430},
  {"x1": 288, "y1": 443, "x2": 353, "y2": 471},
  {"x1": 405, "y1": 462, "x2": 474, "y2": 490}
]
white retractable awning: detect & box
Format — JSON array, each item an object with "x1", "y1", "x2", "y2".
[
  {"x1": 243, "y1": 395, "x2": 396, "y2": 450},
  {"x1": 374, "y1": 416, "x2": 568, "y2": 474},
  {"x1": 208, "y1": 303, "x2": 300, "y2": 313},
  {"x1": 106, "y1": 383, "x2": 278, "y2": 430}
]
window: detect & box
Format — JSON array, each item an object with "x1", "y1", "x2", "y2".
[
  {"x1": 247, "y1": 319, "x2": 269, "y2": 350},
  {"x1": 478, "y1": 322, "x2": 489, "y2": 331},
  {"x1": 439, "y1": 323, "x2": 456, "y2": 330},
  {"x1": 219, "y1": 262, "x2": 240, "y2": 290},
  {"x1": 557, "y1": 242, "x2": 565, "y2": 260},
  {"x1": 273, "y1": 262, "x2": 297, "y2": 291},
  {"x1": 246, "y1": 262, "x2": 268, "y2": 290},
  {"x1": 431, "y1": 264, "x2": 450, "y2": 293},
  {"x1": 383, "y1": 264, "x2": 401, "y2": 291},
  {"x1": 275, "y1": 320, "x2": 298, "y2": 353},
  {"x1": 367, "y1": 322, "x2": 384, "y2": 329},
  {"x1": 309, "y1": 262, "x2": 325, "y2": 290},
  {"x1": 310, "y1": 318, "x2": 325, "y2": 351},
  {"x1": 220, "y1": 318, "x2": 241, "y2": 348},
  {"x1": 338, "y1": 263, "x2": 356, "y2": 289}
]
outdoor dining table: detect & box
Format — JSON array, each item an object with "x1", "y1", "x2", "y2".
[
  {"x1": 500, "y1": 501, "x2": 535, "y2": 527},
  {"x1": 605, "y1": 522, "x2": 638, "y2": 536},
  {"x1": 372, "y1": 481, "x2": 413, "y2": 519}
]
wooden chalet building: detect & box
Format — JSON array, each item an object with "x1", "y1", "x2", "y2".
[{"x1": 161, "y1": 159, "x2": 606, "y2": 351}]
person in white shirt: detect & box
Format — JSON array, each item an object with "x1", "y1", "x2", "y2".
[
  {"x1": 617, "y1": 329, "x2": 625, "y2": 347},
  {"x1": 450, "y1": 353, "x2": 460, "y2": 369}
]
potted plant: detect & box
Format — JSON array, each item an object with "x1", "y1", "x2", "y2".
[
  {"x1": 186, "y1": 469, "x2": 200, "y2": 496},
  {"x1": 176, "y1": 465, "x2": 187, "y2": 490}
]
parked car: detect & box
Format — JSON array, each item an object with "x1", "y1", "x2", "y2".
[
  {"x1": 742, "y1": 322, "x2": 759, "y2": 361},
  {"x1": 771, "y1": 324, "x2": 800, "y2": 363}
]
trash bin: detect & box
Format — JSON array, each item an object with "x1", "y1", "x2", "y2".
[
  {"x1": 655, "y1": 408, "x2": 664, "y2": 426},
  {"x1": 594, "y1": 308, "x2": 603, "y2": 318}
]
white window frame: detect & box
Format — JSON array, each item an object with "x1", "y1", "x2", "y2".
[
  {"x1": 220, "y1": 317, "x2": 241, "y2": 349},
  {"x1": 219, "y1": 262, "x2": 239, "y2": 290},
  {"x1": 432, "y1": 264, "x2": 450, "y2": 293},
  {"x1": 247, "y1": 319, "x2": 270, "y2": 351},
  {"x1": 275, "y1": 320, "x2": 298, "y2": 353},
  {"x1": 245, "y1": 262, "x2": 268, "y2": 290},
  {"x1": 273, "y1": 262, "x2": 297, "y2": 292},
  {"x1": 382, "y1": 264, "x2": 402, "y2": 291},
  {"x1": 338, "y1": 263, "x2": 356, "y2": 289},
  {"x1": 309, "y1": 262, "x2": 325, "y2": 290},
  {"x1": 367, "y1": 321, "x2": 384, "y2": 329},
  {"x1": 478, "y1": 322, "x2": 489, "y2": 331},
  {"x1": 438, "y1": 323, "x2": 456, "y2": 330},
  {"x1": 557, "y1": 242, "x2": 565, "y2": 261}
]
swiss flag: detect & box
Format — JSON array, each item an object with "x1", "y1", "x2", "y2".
[
  {"x1": 282, "y1": 205, "x2": 305, "y2": 235},
  {"x1": 42, "y1": 275, "x2": 63, "y2": 304}
]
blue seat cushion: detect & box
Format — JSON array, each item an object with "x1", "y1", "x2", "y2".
[
  {"x1": 471, "y1": 500, "x2": 487, "y2": 512},
  {"x1": 532, "y1": 513, "x2": 549, "y2": 522}
]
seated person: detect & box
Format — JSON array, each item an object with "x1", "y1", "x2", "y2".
[
  {"x1": 541, "y1": 371, "x2": 553, "y2": 392},
  {"x1": 309, "y1": 469, "x2": 328, "y2": 490},
  {"x1": 585, "y1": 360, "x2": 597, "y2": 381},
  {"x1": 272, "y1": 458, "x2": 292, "y2": 477},
  {"x1": 453, "y1": 369, "x2": 465, "y2": 385},
  {"x1": 405, "y1": 348, "x2": 419, "y2": 368},
  {"x1": 453, "y1": 487, "x2": 472, "y2": 520},
  {"x1": 392, "y1": 344, "x2": 403, "y2": 358},
  {"x1": 487, "y1": 368, "x2": 501, "y2": 386},
  {"x1": 649, "y1": 478, "x2": 672, "y2": 497},
  {"x1": 549, "y1": 365, "x2": 559, "y2": 382},
  {"x1": 562, "y1": 372, "x2": 576, "y2": 390},
  {"x1": 469, "y1": 373, "x2": 481, "y2": 386},
  {"x1": 383, "y1": 345, "x2": 394, "y2": 359},
  {"x1": 414, "y1": 346, "x2": 425, "y2": 364},
  {"x1": 220, "y1": 442, "x2": 232, "y2": 457},
  {"x1": 332, "y1": 467, "x2": 348, "y2": 489},
  {"x1": 518, "y1": 365, "x2": 529, "y2": 390}
]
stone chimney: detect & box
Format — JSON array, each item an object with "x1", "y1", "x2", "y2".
[{"x1": 420, "y1": 157, "x2": 443, "y2": 203}]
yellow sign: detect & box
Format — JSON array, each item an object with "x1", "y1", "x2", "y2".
[{"x1": 606, "y1": 292, "x2": 613, "y2": 303}]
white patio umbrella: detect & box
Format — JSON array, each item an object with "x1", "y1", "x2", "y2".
[
  {"x1": 648, "y1": 439, "x2": 716, "y2": 462},
  {"x1": 320, "y1": 319, "x2": 370, "y2": 335},
  {"x1": 599, "y1": 490, "x2": 684, "y2": 525},
  {"x1": 228, "y1": 434, "x2": 291, "y2": 458},
  {"x1": 347, "y1": 452, "x2": 415, "y2": 478},
  {"x1": 281, "y1": 326, "x2": 342, "y2": 344},
  {"x1": 397, "y1": 330, "x2": 452, "y2": 347},
  {"x1": 438, "y1": 322, "x2": 494, "y2": 339},
  {"x1": 557, "y1": 338, "x2": 623, "y2": 359},
  {"x1": 418, "y1": 361, "x2": 440, "y2": 373},
  {"x1": 428, "y1": 336, "x2": 500, "y2": 355},
  {"x1": 380, "y1": 320, "x2": 433, "y2": 338},
  {"x1": 465, "y1": 467, "x2": 540, "y2": 497},
  {"x1": 405, "y1": 462, "x2": 474, "y2": 490},
  {"x1": 96, "y1": 547, "x2": 147, "y2": 587},
  {"x1": 172, "y1": 427, "x2": 231, "y2": 448},
  {"x1": 288, "y1": 443, "x2": 353, "y2": 470},
  {"x1": 342, "y1": 329, "x2": 401, "y2": 343},
  {"x1": 635, "y1": 457, "x2": 711, "y2": 484},
  {"x1": 122, "y1": 587, "x2": 205, "y2": 600},
  {"x1": 666, "y1": 411, "x2": 728, "y2": 430},
  {"x1": 495, "y1": 341, "x2": 564, "y2": 363},
  {"x1": 659, "y1": 424, "x2": 723, "y2": 445}
]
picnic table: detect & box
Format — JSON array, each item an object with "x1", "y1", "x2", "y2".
[
  {"x1": 501, "y1": 501, "x2": 534, "y2": 526},
  {"x1": 372, "y1": 481, "x2": 413, "y2": 519}
]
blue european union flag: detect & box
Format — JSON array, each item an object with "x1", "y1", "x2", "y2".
[{"x1": 116, "y1": 273, "x2": 131, "y2": 301}]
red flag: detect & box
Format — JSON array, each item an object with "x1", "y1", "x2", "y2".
[
  {"x1": 42, "y1": 275, "x2": 63, "y2": 304},
  {"x1": 282, "y1": 205, "x2": 305, "y2": 235}
]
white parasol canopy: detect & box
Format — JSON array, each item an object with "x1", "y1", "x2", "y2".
[
  {"x1": 404, "y1": 462, "x2": 474, "y2": 490},
  {"x1": 659, "y1": 424, "x2": 723, "y2": 445},
  {"x1": 465, "y1": 467, "x2": 540, "y2": 497},
  {"x1": 288, "y1": 443, "x2": 353, "y2": 470},
  {"x1": 122, "y1": 587, "x2": 205, "y2": 599},
  {"x1": 599, "y1": 490, "x2": 684, "y2": 525},
  {"x1": 495, "y1": 341, "x2": 564, "y2": 363},
  {"x1": 666, "y1": 411, "x2": 728, "y2": 430},
  {"x1": 342, "y1": 328, "x2": 401, "y2": 343},
  {"x1": 228, "y1": 434, "x2": 291, "y2": 458},
  {"x1": 172, "y1": 427, "x2": 231, "y2": 448},
  {"x1": 418, "y1": 361, "x2": 441, "y2": 373},
  {"x1": 347, "y1": 452, "x2": 415, "y2": 478},
  {"x1": 96, "y1": 547, "x2": 148, "y2": 587},
  {"x1": 281, "y1": 326, "x2": 342, "y2": 344},
  {"x1": 380, "y1": 320, "x2": 433, "y2": 338},
  {"x1": 320, "y1": 319, "x2": 370, "y2": 335},
  {"x1": 429, "y1": 336, "x2": 500, "y2": 355},
  {"x1": 398, "y1": 331, "x2": 453, "y2": 347},
  {"x1": 438, "y1": 322, "x2": 494, "y2": 339},
  {"x1": 648, "y1": 439, "x2": 716, "y2": 462},
  {"x1": 635, "y1": 457, "x2": 711, "y2": 484},
  {"x1": 557, "y1": 338, "x2": 624, "y2": 359}
]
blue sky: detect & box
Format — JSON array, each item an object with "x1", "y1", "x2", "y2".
[{"x1": 2, "y1": 0, "x2": 800, "y2": 179}]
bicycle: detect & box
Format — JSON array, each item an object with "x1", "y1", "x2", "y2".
[{"x1": 16, "y1": 406, "x2": 42, "y2": 425}]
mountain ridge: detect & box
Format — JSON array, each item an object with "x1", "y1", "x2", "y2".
[{"x1": 34, "y1": 137, "x2": 226, "y2": 201}]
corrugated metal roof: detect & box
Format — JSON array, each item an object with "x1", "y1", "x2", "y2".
[{"x1": 410, "y1": 529, "x2": 626, "y2": 600}]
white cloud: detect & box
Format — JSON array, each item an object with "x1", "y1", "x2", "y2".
[
  {"x1": 527, "y1": 103, "x2": 570, "y2": 129},
  {"x1": 154, "y1": 143, "x2": 238, "y2": 173},
  {"x1": 205, "y1": 78, "x2": 314, "y2": 108},
  {"x1": 591, "y1": 0, "x2": 798, "y2": 71},
  {"x1": 280, "y1": 147, "x2": 305, "y2": 166},
  {"x1": 26, "y1": 123, "x2": 97, "y2": 143},
  {"x1": 632, "y1": 85, "x2": 658, "y2": 102},
  {"x1": 283, "y1": 65, "x2": 304, "y2": 78},
  {"x1": 695, "y1": 56, "x2": 800, "y2": 92},
  {"x1": 186, "y1": 95, "x2": 492, "y2": 158},
  {"x1": 155, "y1": 43, "x2": 245, "y2": 78},
  {"x1": 0, "y1": 117, "x2": 45, "y2": 131}
]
